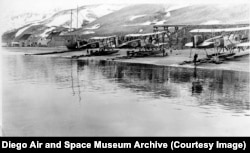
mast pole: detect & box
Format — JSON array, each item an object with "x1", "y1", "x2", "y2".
[
  {"x1": 70, "y1": 9, "x2": 73, "y2": 30},
  {"x1": 77, "y1": 5, "x2": 78, "y2": 28}
]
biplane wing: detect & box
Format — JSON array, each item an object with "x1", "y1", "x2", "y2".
[
  {"x1": 185, "y1": 42, "x2": 193, "y2": 47},
  {"x1": 119, "y1": 31, "x2": 167, "y2": 48},
  {"x1": 185, "y1": 35, "x2": 223, "y2": 48},
  {"x1": 125, "y1": 31, "x2": 166, "y2": 37},
  {"x1": 204, "y1": 35, "x2": 223, "y2": 42},
  {"x1": 118, "y1": 39, "x2": 141, "y2": 48},
  {"x1": 185, "y1": 41, "x2": 214, "y2": 47},
  {"x1": 90, "y1": 35, "x2": 116, "y2": 40},
  {"x1": 154, "y1": 42, "x2": 168, "y2": 47},
  {"x1": 78, "y1": 41, "x2": 99, "y2": 49},
  {"x1": 198, "y1": 41, "x2": 214, "y2": 47},
  {"x1": 190, "y1": 26, "x2": 250, "y2": 33}
]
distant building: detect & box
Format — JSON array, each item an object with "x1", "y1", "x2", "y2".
[
  {"x1": 37, "y1": 37, "x2": 50, "y2": 47},
  {"x1": 11, "y1": 42, "x2": 20, "y2": 47},
  {"x1": 18, "y1": 34, "x2": 32, "y2": 47},
  {"x1": 26, "y1": 35, "x2": 51, "y2": 47},
  {"x1": 29, "y1": 36, "x2": 40, "y2": 47},
  {"x1": 47, "y1": 31, "x2": 66, "y2": 47}
]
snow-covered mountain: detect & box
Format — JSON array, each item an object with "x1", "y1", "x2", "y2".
[
  {"x1": 72, "y1": 3, "x2": 250, "y2": 37},
  {"x1": 40, "y1": 4, "x2": 126, "y2": 28},
  {"x1": 1, "y1": 8, "x2": 62, "y2": 34},
  {"x1": 2, "y1": 3, "x2": 250, "y2": 42},
  {"x1": 1, "y1": 4, "x2": 127, "y2": 42},
  {"x1": 2, "y1": 4, "x2": 126, "y2": 31}
]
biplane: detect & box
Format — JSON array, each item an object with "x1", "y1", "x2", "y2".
[
  {"x1": 64, "y1": 37, "x2": 99, "y2": 50},
  {"x1": 87, "y1": 35, "x2": 119, "y2": 56},
  {"x1": 118, "y1": 31, "x2": 168, "y2": 57},
  {"x1": 185, "y1": 26, "x2": 250, "y2": 58}
]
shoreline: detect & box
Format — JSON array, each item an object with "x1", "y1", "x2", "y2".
[
  {"x1": 76, "y1": 49, "x2": 250, "y2": 73},
  {"x1": 109, "y1": 57, "x2": 250, "y2": 73},
  {"x1": 2, "y1": 47, "x2": 250, "y2": 73},
  {"x1": 77, "y1": 57, "x2": 250, "y2": 73}
]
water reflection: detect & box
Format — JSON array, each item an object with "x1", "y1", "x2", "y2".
[
  {"x1": 3, "y1": 55, "x2": 249, "y2": 112},
  {"x1": 71, "y1": 59, "x2": 82, "y2": 103},
  {"x1": 192, "y1": 66, "x2": 203, "y2": 95},
  {"x1": 76, "y1": 60, "x2": 249, "y2": 113},
  {"x1": 2, "y1": 54, "x2": 250, "y2": 136}
]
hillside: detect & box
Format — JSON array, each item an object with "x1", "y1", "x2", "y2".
[
  {"x1": 71, "y1": 3, "x2": 250, "y2": 37},
  {"x1": 39, "y1": 4, "x2": 126, "y2": 28},
  {"x1": 2, "y1": 3, "x2": 250, "y2": 43},
  {"x1": 0, "y1": 8, "x2": 63, "y2": 35},
  {"x1": 1, "y1": 4, "x2": 127, "y2": 43},
  {"x1": 68, "y1": 4, "x2": 184, "y2": 37}
]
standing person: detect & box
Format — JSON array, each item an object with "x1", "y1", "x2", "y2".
[
  {"x1": 193, "y1": 53, "x2": 198, "y2": 65},
  {"x1": 149, "y1": 36, "x2": 153, "y2": 43},
  {"x1": 162, "y1": 48, "x2": 166, "y2": 57},
  {"x1": 169, "y1": 38, "x2": 172, "y2": 54}
]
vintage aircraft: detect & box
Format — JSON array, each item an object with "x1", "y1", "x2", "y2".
[
  {"x1": 64, "y1": 37, "x2": 100, "y2": 50},
  {"x1": 87, "y1": 35, "x2": 119, "y2": 56},
  {"x1": 185, "y1": 26, "x2": 250, "y2": 57},
  {"x1": 118, "y1": 31, "x2": 168, "y2": 57},
  {"x1": 118, "y1": 31, "x2": 168, "y2": 49}
]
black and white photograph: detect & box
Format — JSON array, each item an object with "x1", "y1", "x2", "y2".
[{"x1": 0, "y1": 0, "x2": 249, "y2": 137}]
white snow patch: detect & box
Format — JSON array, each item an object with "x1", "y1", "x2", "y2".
[
  {"x1": 129, "y1": 14, "x2": 146, "y2": 21},
  {"x1": 155, "y1": 20, "x2": 168, "y2": 25},
  {"x1": 123, "y1": 24, "x2": 134, "y2": 27},
  {"x1": 15, "y1": 23, "x2": 39, "y2": 37},
  {"x1": 202, "y1": 20, "x2": 222, "y2": 25},
  {"x1": 140, "y1": 21, "x2": 152, "y2": 25},
  {"x1": 40, "y1": 27, "x2": 56, "y2": 37},
  {"x1": 166, "y1": 12, "x2": 171, "y2": 17},
  {"x1": 123, "y1": 21, "x2": 153, "y2": 26},
  {"x1": 82, "y1": 31, "x2": 95, "y2": 35},
  {"x1": 84, "y1": 24, "x2": 100, "y2": 30},
  {"x1": 164, "y1": 4, "x2": 190, "y2": 18}
]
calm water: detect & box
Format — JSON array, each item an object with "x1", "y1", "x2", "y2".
[{"x1": 1, "y1": 48, "x2": 250, "y2": 136}]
